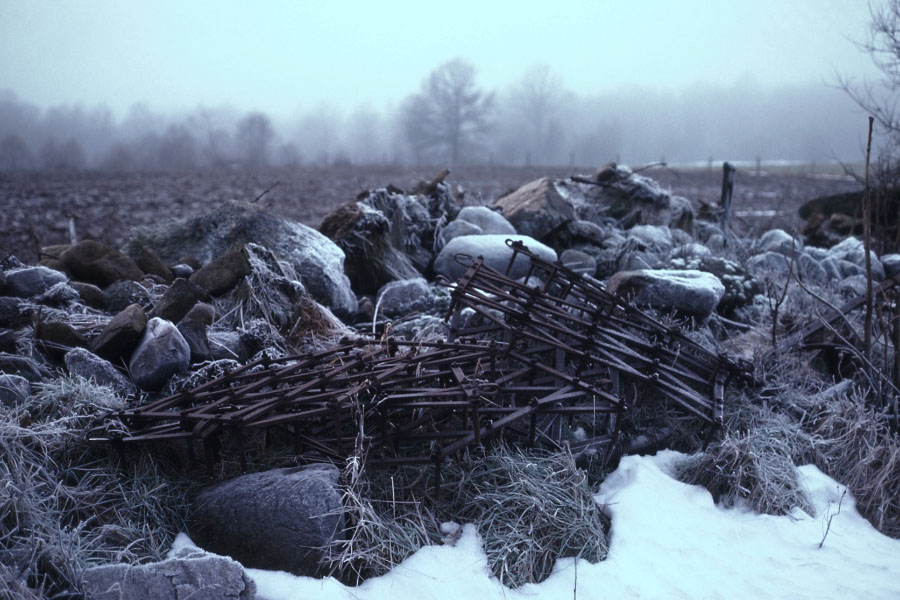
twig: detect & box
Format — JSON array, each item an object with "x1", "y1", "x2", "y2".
[
  {"x1": 252, "y1": 181, "x2": 281, "y2": 203},
  {"x1": 864, "y1": 116, "x2": 875, "y2": 383},
  {"x1": 818, "y1": 489, "x2": 846, "y2": 548}
]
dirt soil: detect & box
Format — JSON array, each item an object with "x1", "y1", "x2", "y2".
[{"x1": 0, "y1": 165, "x2": 862, "y2": 264}]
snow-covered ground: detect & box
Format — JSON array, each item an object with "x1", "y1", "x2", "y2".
[{"x1": 173, "y1": 451, "x2": 900, "y2": 600}]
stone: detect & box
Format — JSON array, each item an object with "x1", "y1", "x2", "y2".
[
  {"x1": 559, "y1": 248, "x2": 597, "y2": 276},
  {"x1": 0, "y1": 353, "x2": 51, "y2": 382},
  {"x1": 128, "y1": 318, "x2": 191, "y2": 391},
  {"x1": 798, "y1": 253, "x2": 829, "y2": 286},
  {"x1": 64, "y1": 347, "x2": 136, "y2": 397},
  {"x1": 124, "y1": 200, "x2": 356, "y2": 317},
  {"x1": 189, "y1": 463, "x2": 344, "y2": 576},
  {"x1": 493, "y1": 177, "x2": 575, "y2": 240},
  {"x1": 171, "y1": 263, "x2": 194, "y2": 278},
  {"x1": 151, "y1": 278, "x2": 204, "y2": 323},
  {"x1": 839, "y1": 274, "x2": 869, "y2": 297},
  {"x1": 135, "y1": 245, "x2": 174, "y2": 282},
  {"x1": 319, "y1": 200, "x2": 421, "y2": 297},
  {"x1": 882, "y1": 254, "x2": 900, "y2": 279},
  {"x1": 69, "y1": 281, "x2": 105, "y2": 309},
  {"x1": 746, "y1": 251, "x2": 792, "y2": 280},
  {"x1": 0, "y1": 329, "x2": 15, "y2": 354},
  {"x1": 757, "y1": 228, "x2": 801, "y2": 256},
  {"x1": 376, "y1": 278, "x2": 436, "y2": 318},
  {"x1": 0, "y1": 296, "x2": 32, "y2": 328},
  {"x1": 189, "y1": 248, "x2": 251, "y2": 296},
  {"x1": 80, "y1": 546, "x2": 256, "y2": 600},
  {"x1": 0, "y1": 267, "x2": 5, "y2": 292},
  {"x1": 564, "y1": 164, "x2": 695, "y2": 233},
  {"x1": 438, "y1": 219, "x2": 483, "y2": 249},
  {"x1": 208, "y1": 331, "x2": 248, "y2": 362},
  {"x1": 35, "y1": 321, "x2": 88, "y2": 360},
  {"x1": 102, "y1": 280, "x2": 151, "y2": 313},
  {"x1": 828, "y1": 237, "x2": 884, "y2": 281},
  {"x1": 433, "y1": 234, "x2": 558, "y2": 281},
  {"x1": 182, "y1": 302, "x2": 216, "y2": 326},
  {"x1": 4, "y1": 266, "x2": 68, "y2": 298},
  {"x1": 60, "y1": 239, "x2": 144, "y2": 288},
  {"x1": 627, "y1": 224, "x2": 674, "y2": 253},
  {"x1": 0, "y1": 373, "x2": 30, "y2": 407},
  {"x1": 606, "y1": 269, "x2": 725, "y2": 320},
  {"x1": 177, "y1": 319, "x2": 213, "y2": 364},
  {"x1": 35, "y1": 282, "x2": 80, "y2": 306},
  {"x1": 456, "y1": 206, "x2": 517, "y2": 235},
  {"x1": 89, "y1": 304, "x2": 147, "y2": 362}
]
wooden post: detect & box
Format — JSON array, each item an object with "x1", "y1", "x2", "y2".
[{"x1": 719, "y1": 161, "x2": 736, "y2": 231}]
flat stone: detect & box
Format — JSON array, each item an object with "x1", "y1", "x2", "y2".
[
  {"x1": 64, "y1": 347, "x2": 135, "y2": 397},
  {"x1": 606, "y1": 269, "x2": 725, "y2": 320},
  {"x1": 190, "y1": 248, "x2": 251, "y2": 296},
  {"x1": 89, "y1": 304, "x2": 147, "y2": 362},
  {"x1": 433, "y1": 234, "x2": 558, "y2": 281},
  {"x1": 4, "y1": 266, "x2": 68, "y2": 298},
  {"x1": 128, "y1": 318, "x2": 190, "y2": 391}
]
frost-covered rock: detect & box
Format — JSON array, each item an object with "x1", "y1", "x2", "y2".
[
  {"x1": 35, "y1": 282, "x2": 80, "y2": 306},
  {"x1": 559, "y1": 248, "x2": 597, "y2": 276},
  {"x1": 4, "y1": 266, "x2": 67, "y2": 298},
  {"x1": 434, "y1": 234, "x2": 558, "y2": 281},
  {"x1": 102, "y1": 280, "x2": 151, "y2": 313},
  {"x1": 0, "y1": 353, "x2": 51, "y2": 382},
  {"x1": 882, "y1": 253, "x2": 900, "y2": 279},
  {"x1": 189, "y1": 463, "x2": 344, "y2": 576},
  {"x1": 90, "y1": 304, "x2": 147, "y2": 362},
  {"x1": 628, "y1": 225, "x2": 674, "y2": 253},
  {"x1": 456, "y1": 206, "x2": 517, "y2": 235},
  {"x1": 827, "y1": 237, "x2": 884, "y2": 281},
  {"x1": 606, "y1": 269, "x2": 725, "y2": 320},
  {"x1": 128, "y1": 318, "x2": 190, "y2": 391},
  {"x1": 124, "y1": 200, "x2": 356, "y2": 317},
  {"x1": 746, "y1": 251, "x2": 792, "y2": 279},
  {"x1": 64, "y1": 347, "x2": 135, "y2": 397},
  {"x1": 493, "y1": 177, "x2": 575, "y2": 240},
  {"x1": 377, "y1": 278, "x2": 441, "y2": 318},
  {"x1": 81, "y1": 545, "x2": 256, "y2": 600},
  {"x1": 757, "y1": 229, "x2": 801, "y2": 256},
  {"x1": 438, "y1": 219, "x2": 483, "y2": 249}
]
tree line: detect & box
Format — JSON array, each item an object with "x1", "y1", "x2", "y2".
[{"x1": 0, "y1": 59, "x2": 873, "y2": 172}]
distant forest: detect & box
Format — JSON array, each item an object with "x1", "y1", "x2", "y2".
[{"x1": 0, "y1": 60, "x2": 877, "y2": 171}]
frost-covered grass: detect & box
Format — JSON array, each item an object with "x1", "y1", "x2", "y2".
[{"x1": 0, "y1": 375, "x2": 196, "y2": 597}]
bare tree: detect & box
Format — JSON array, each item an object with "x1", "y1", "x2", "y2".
[
  {"x1": 235, "y1": 112, "x2": 275, "y2": 168},
  {"x1": 40, "y1": 137, "x2": 85, "y2": 170},
  {"x1": 400, "y1": 58, "x2": 494, "y2": 166},
  {"x1": 0, "y1": 133, "x2": 29, "y2": 169},
  {"x1": 157, "y1": 124, "x2": 198, "y2": 170},
  {"x1": 513, "y1": 64, "x2": 566, "y2": 165}
]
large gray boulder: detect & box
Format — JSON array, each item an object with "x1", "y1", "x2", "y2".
[
  {"x1": 606, "y1": 269, "x2": 725, "y2": 320},
  {"x1": 456, "y1": 206, "x2": 517, "y2": 235},
  {"x1": 827, "y1": 237, "x2": 884, "y2": 281},
  {"x1": 81, "y1": 546, "x2": 256, "y2": 600},
  {"x1": 189, "y1": 463, "x2": 344, "y2": 576},
  {"x1": 64, "y1": 347, "x2": 136, "y2": 397},
  {"x1": 377, "y1": 278, "x2": 440, "y2": 318},
  {"x1": 438, "y1": 219, "x2": 483, "y2": 249},
  {"x1": 4, "y1": 266, "x2": 67, "y2": 298},
  {"x1": 434, "y1": 234, "x2": 558, "y2": 281},
  {"x1": 128, "y1": 318, "x2": 190, "y2": 391},
  {"x1": 124, "y1": 200, "x2": 356, "y2": 317},
  {"x1": 493, "y1": 177, "x2": 575, "y2": 240}
]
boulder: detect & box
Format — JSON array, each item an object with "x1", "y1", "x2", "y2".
[
  {"x1": 882, "y1": 254, "x2": 900, "y2": 279},
  {"x1": 568, "y1": 164, "x2": 695, "y2": 233},
  {"x1": 150, "y1": 278, "x2": 204, "y2": 323},
  {"x1": 35, "y1": 321, "x2": 88, "y2": 360},
  {"x1": 493, "y1": 177, "x2": 574, "y2": 240},
  {"x1": 35, "y1": 282, "x2": 80, "y2": 306},
  {"x1": 208, "y1": 330, "x2": 248, "y2": 362},
  {"x1": 102, "y1": 280, "x2": 151, "y2": 313},
  {"x1": 80, "y1": 546, "x2": 256, "y2": 600},
  {"x1": 456, "y1": 206, "x2": 517, "y2": 235},
  {"x1": 182, "y1": 302, "x2": 216, "y2": 326},
  {"x1": 606, "y1": 269, "x2": 725, "y2": 320},
  {"x1": 64, "y1": 347, "x2": 136, "y2": 397},
  {"x1": 438, "y1": 219, "x2": 483, "y2": 249},
  {"x1": 189, "y1": 463, "x2": 344, "y2": 576},
  {"x1": 4, "y1": 266, "x2": 67, "y2": 298},
  {"x1": 128, "y1": 318, "x2": 190, "y2": 391},
  {"x1": 746, "y1": 251, "x2": 792, "y2": 280},
  {"x1": 0, "y1": 353, "x2": 51, "y2": 382},
  {"x1": 827, "y1": 237, "x2": 884, "y2": 281},
  {"x1": 177, "y1": 320, "x2": 213, "y2": 364},
  {"x1": 190, "y1": 248, "x2": 251, "y2": 296},
  {"x1": 0, "y1": 373, "x2": 30, "y2": 407},
  {"x1": 89, "y1": 304, "x2": 147, "y2": 362},
  {"x1": 757, "y1": 229, "x2": 801, "y2": 256},
  {"x1": 319, "y1": 200, "x2": 421, "y2": 297},
  {"x1": 124, "y1": 200, "x2": 356, "y2": 317},
  {"x1": 376, "y1": 278, "x2": 437, "y2": 318},
  {"x1": 433, "y1": 234, "x2": 558, "y2": 281},
  {"x1": 627, "y1": 224, "x2": 674, "y2": 253},
  {"x1": 69, "y1": 281, "x2": 105, "y2": 309},
  {"x1": 135, "y1": 245, "x2": 174, "y2": 282},
  {"x1": 59, "y1": 240, "x2": 144, "y2": 288}
]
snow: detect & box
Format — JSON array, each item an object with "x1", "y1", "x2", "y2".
[{"x1": 172, "y1": 451, "x2": 900, "y2": 600}]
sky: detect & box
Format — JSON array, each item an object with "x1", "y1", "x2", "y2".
[{"x1": 0, "y1": 0, "x2": 885, "y2": 119}]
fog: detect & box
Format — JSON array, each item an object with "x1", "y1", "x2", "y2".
[{"x1": 0, "y1": 1, "x2": 886, "y2": 171}]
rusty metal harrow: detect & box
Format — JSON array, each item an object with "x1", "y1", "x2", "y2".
[{"x1": 97, "y1": 240, "x2": 749, "y2": 475}]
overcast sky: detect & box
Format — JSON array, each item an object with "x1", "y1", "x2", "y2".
[{"x1": 0, "y1": 0, "x2": 884, "y2": 119}]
